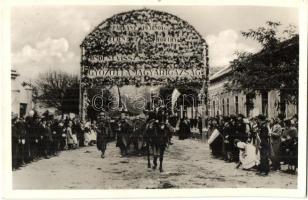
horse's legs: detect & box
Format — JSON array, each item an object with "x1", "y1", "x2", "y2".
[
  {"x1": 153, "y1": 156, "x2": 158, "y2": 170},
  {"x1": 159, "y1": 148, "x2": 164, "y2": 172},
  {"x1": 152, "y1": 145, "x2": 158, "y2": 169},
  {"x1": 147, "y1": 142, "x2": 151, "y2": 168}
]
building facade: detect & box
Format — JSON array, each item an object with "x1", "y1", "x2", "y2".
[
  {"x1": 11, "y1": 69, "x2": 33, "y2": 117},
  {"x1": 208, "y1": 66, "x2": 297, "y2": 119}
]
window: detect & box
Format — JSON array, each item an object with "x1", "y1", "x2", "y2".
[
  {"x1": 246, "y1": 94, "x2": 253, "y2": 117},
  {"x1": 213, "y1": 101, "x2": 215, "y2": 117},
  {"x1": 222, "y1": 99, "x2": 225, "y2": 116},
  {"x1": 261, "y1": 91, "x2": 268, "y2": 116},
  {"x1": 235, "y1": 96, "x2": 239, "y2": 114},
  {"x1": 226, "y1": 98, "x2": 229, "y2": 115},
  {"x1": 217, "y1": 100, "x2": 220, "y2": 116},
  {"x1": 19, "y1": 103, "x2": 27, "y2": 118}
]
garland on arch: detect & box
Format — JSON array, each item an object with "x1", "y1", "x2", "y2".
[{"x1": 80, "y1": 9, "x2": 208, "y2": 88}]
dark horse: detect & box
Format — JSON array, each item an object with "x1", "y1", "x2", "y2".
[
  {"x1": 145, "y1": 118, "x2": 170, "y2": 172},
  {"x1": 132, "y1": 117, "x2": 146, "y2": 155}
]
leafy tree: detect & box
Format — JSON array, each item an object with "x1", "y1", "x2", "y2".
[
  {"x1": 225, "y1": 21, "x2": 298, "y2": 112},
  {"x1": 34, "y1": 70, "x2": 80, "y2": 114}
]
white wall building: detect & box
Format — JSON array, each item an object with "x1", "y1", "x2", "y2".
[
  {"x1": 11, "y1": 69, "x2": 33, "y2": 117},
  {"x1": 208, "y1": 66, "x2": 297, "y2": 119}
]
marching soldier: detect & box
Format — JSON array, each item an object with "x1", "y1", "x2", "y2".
[
  {"x1": 96, "y1": 112, "x2": 110, "y2": 158},
  {"x1": 116, "y1": 110, "x2": 132, "y2": 157}
]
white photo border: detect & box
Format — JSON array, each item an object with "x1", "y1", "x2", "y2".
[{"x1": 1, "y1": 0, "x2": 306, "y2": 198}]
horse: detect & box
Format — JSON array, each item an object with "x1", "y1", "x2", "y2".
[
  {"x1": 132, "y1": 117, "x2": 146, "y2": 156},
  {"x1": 145, "y1": 119, "x2": 170, "y2": 172}
]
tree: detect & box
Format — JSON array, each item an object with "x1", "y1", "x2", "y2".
[
  {"x1": 34, "y1": 70, "x2": 80, "y2": 114},
  {"x1": 225, "y1": 21, "x2": 298, "y2": 112}
]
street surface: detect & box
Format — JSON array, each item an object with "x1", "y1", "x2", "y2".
[{"x1": 13, "y1": 139, "x2": 297, "y2": 189}]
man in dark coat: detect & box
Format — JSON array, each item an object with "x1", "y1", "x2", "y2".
[
  {"x1": 25, "y1": 112, "x2": 39, "y2": 161},
  {"x1": 235, "y1": 114, "x2": 247, "y2": 142},
  {"x1": 73, "y1": 119, "x2": 84, "y2": 147},
  {"x1": 222, "y1": 117, "x2": 232, "y2": 161},
  {"x1": 178, "y1": 117, "x2": 191, "y2": 140},
  {"x1": 96, "y1": 112, "x2": 109, "y2": 158},
  {"x1": 51, "y1": 119, "x2": 62, "y2": 156},
  {"x1": 281, "y1": 119, "x2": 298, "y2": 173},
  {"x1": 12, "y1": 114, "x2": 20, "y2": 170},
  {"x1": 257, "y1": 114, "x2": 270, "y2": 176},
  {"x1": 229, "y1": 115, "x2": 238, "y2": 162},
  {"x1": 40, "y1": 119, "x2": 53, "y2": 159},
  {"x1": 16, "y1": 117, "x2": 27, "y2": 166}
]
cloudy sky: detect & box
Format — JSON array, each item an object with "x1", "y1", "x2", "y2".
[{"x1": 11, "y1": 5, "x2": 298, "y2": 81}]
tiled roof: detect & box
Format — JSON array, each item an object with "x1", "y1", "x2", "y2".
[{"x1": 209, "y1": 66, "x2": 232, "y2": 82}]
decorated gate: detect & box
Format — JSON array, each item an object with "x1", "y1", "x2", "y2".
[{"x1": 80, "y1": 9, "x2": 209, "y2": 121}]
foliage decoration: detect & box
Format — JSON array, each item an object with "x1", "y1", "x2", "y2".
[{"x1": 80, "y1": 9, "x2": 207, "y2": 88}]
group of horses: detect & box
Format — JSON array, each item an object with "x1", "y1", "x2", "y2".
[{"x1": 113, "y1": 111, "x2": 174, "y2": 172}]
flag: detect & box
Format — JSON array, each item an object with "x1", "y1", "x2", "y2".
[{"x1": 171, "y1": 88, "x2": 181, "y2": 114}]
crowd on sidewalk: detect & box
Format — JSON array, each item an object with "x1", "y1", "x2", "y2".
[
  {"x1": 206, "y1": 114, "x2": 298, "y2": 176},
  {"x1": 12, "y1": 108, "x2": 298, "y2": 177},
  {"x1": 11, "y1": 110, "x2": 112, "y2": 170}
]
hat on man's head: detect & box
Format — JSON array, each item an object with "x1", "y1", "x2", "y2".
[
  {"x1": 41, "y1": 116, "x2": 47, "y2": 122},
  {"x1": 278, "y1": 113, "x2": 285, "y2": 120},
  {"x1": 229, "y1": 115, "x2": 236, "y2": 120},
  {"x1": 257, "y1": 114, "x2": 266, "y2": 121},
  {"x1": 285, "y1": 119, "x2": 292, "y2": 126},
  {"x1": 237, "y1": 114, "x2": 244, "y2": 118},
  {"x1": 11, "y1": 112, "x2": 18, "y2": 120},
  {"x1": 97, "y1": 112, "x2": 105, "y2": 119}
]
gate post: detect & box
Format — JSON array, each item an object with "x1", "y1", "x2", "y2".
[{"x1": 201, "y1": 41, "x2": 210, "y2": 143}]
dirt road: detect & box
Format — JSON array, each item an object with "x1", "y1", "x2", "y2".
[{"x1": 13, "y1": 138, "x2": 297, "y2": 189}]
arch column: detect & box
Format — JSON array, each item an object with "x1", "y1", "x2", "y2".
[{"x1": 201, "y1": 41, "x2": 210, "y2": 139}]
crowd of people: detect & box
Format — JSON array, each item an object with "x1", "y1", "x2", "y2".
[
  {"x1": 12, "y1": 108, "x2": 298, "y2": 176},
  {"x1": 11, "y1": 110, "x2": 116, "y2": 170},
  {"x1": 206, "y1": 114, "x2": 298, "y2": 176}
]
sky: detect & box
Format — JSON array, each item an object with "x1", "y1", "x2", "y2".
[{"x1": 11, "y1": 5, "x2": 298, "y2": 81}]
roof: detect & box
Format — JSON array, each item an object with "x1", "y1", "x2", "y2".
[{"x1": 209, "y1": 66, "x2": 232, "y2": 82}]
